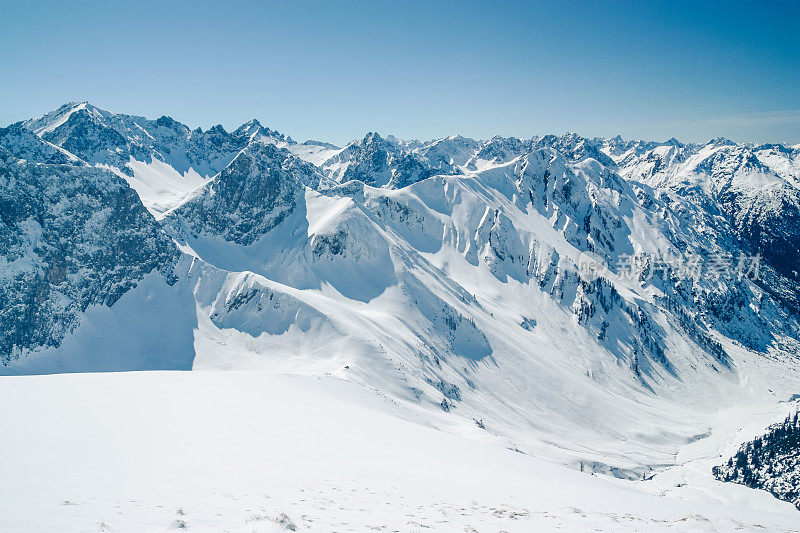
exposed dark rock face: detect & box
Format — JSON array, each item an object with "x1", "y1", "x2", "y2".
[
  {"x1": 719, "y1": 184, "x2": 800, "y2": 310},
  {"x1": 164, "y1": 142, "x2": 321, "y2": 245},
  {"x1": 0, "y1": 123, "x2": 79, "y2": 166},
  {"x1": 40, "y1": 107, "x2": 130, "y2": 170},
  {"x1": 0, "y1": 151, "x2": 178, "y2": 363}
]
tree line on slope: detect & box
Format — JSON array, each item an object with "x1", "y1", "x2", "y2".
[{"x1": 713, "y1": 410, "x2": 800, "y2": 510}]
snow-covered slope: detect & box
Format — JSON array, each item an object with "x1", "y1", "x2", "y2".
[
  {"x1": 1, "y1": 371, "x2": 798, "y2": 533},
  {"x1": 3, "y1": 103, "x2": 800, "y2": 527}
]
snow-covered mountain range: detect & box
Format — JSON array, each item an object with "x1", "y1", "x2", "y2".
[{"x1": 2, "y1": 101, "x2": 799, "y2": 487}]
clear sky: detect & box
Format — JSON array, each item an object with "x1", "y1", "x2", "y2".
[{"x1": 1, "y1": 0, "x2": 798, "y2": 145}]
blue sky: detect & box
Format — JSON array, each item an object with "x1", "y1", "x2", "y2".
[{"x1": 1, "y1": 0, "x2": 798, "y2": 145}]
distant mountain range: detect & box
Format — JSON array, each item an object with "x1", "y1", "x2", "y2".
[{"x1": 2, "y1": 101, "x2": 799, "y2": 478}]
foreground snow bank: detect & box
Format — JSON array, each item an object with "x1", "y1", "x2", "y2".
[{"x1": 0, "y1": 371, "x2": 796, "y2": 532}]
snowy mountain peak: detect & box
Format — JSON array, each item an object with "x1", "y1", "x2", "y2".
[
  {"x1": 362, "y1": 131, "x2": 386, "y2": 145},
  {"x1": 22, "y1": 101, "x2": 103, "y2": 136},
  {"x1": 706, "y1": 136, "x2": 737, "y2": 147},
  {"x1": 233, "y1": 117, "x2": 292, "y2": 143},
  {"x1": 207, "y1": 124, "x2": 228, "y2": 135}
]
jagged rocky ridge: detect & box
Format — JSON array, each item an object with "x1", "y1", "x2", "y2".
[{"x1": 2, "y1": 101, "x2": 800, "y2": 476}]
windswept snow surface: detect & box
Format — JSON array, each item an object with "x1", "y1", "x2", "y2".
[
  {"x1": 1, "y1": 371, "x2": 798, "y2": 533},
  {"x1": 125, "y1": 158, "x2": 209, "y2": 218}
]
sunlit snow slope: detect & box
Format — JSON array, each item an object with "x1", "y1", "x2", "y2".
[{"x1": 1, "y1": 371, "x2": 798, "y2": 532}]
